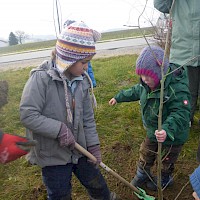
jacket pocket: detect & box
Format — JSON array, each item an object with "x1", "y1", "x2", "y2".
[{"x1": 36, "y1": 134, "x2": 57, "y2": 158}]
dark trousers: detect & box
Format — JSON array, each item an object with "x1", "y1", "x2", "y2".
[
  {"x1": 138, "y1": 137, "x2": 183, "y2": 175},
  {"x1": 42, "y1": 157, "x2": 110, "y2": 200},
  {"x1": 187, "y1": 66, "x2": 200, "y2": 121}
]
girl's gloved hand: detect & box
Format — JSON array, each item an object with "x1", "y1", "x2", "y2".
[
  {"x1": 58, "y1": 123, "x2": 75, "y2": 150},
  {"x1": 155, "y1": 129, "x2": 167, "y2": 143},
  {"x1": 87, "y1": 145, "x2": 102, "y2": 165}
]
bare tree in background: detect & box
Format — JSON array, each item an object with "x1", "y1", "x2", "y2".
[
  {"x1": 15, "y1": 30, "x2": 29, "y2": 44},
  {"x1": 154, "y1": 13, "x2": 172, "y2": 57}
]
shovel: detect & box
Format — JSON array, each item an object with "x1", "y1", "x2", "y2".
[{"x1": 75, "y1": 142, "x2": 155, "y2": 200}]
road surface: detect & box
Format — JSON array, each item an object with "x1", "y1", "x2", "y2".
[{"x1": 0, "y1": 37, "x2": 155, "y2": 71}]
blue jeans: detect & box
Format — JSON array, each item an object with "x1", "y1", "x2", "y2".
[{"x1": 42, "y1": 157, "x2": 110, "y2": 200}]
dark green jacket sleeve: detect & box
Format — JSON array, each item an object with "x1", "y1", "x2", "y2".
[
  {"x1": 154, "y1": 0, "x2": 173, "y2": 13},
  {"x1": 161, "y1": 74, "x2": 191, "y2": 142},
  {"x1": 114, "y1": 84, "x2": 141, "y2": 103}
]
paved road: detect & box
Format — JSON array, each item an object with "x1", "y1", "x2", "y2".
[
  {"x1": 0, "y1": 37, "x2": 154, "y2": 63},
  {"x1": 0, "y1": 37, "x2": 155, "y2": 71}
]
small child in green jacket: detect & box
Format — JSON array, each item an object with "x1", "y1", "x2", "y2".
[{"x1": 109, "y1": 46, "x2": 191, "y2": 190}]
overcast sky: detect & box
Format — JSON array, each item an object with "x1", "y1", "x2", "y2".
[{"x1": 0, "y1": 0, "x2": 161, "y2": 39}]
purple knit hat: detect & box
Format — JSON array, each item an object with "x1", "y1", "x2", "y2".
[{"x1": 136, "y1": 46, "x2": 169, "y2": 88}]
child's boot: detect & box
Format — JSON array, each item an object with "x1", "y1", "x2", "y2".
[
  {"x1": 146, "y1": 173, "x2": 174, "y2": 191},
  {"x1": 130, "y1": 165, "x2": 152, "y2": 188}
]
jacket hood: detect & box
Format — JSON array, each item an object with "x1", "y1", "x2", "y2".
[
  {"x1": 30, "y1": 60, "x2": 62, "y2": 81},
  {"x1": 164, "y1": 64, "x2": 188, "y2": 89}
]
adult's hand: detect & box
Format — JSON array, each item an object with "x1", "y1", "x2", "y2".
[{"x1": 0, "y1": 131, "x2": 36, "y2": 164}]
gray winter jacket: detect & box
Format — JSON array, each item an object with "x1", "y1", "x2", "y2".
[
  {"x1": 154, "y1": 0, "x2": 200, "y2": 67},
  {"x1": 20, "y1": 60, "x2": 99, "y2": 168}
]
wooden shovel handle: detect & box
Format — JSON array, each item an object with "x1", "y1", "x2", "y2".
[
  {"x1": 75, "y1": 142, "x2": 97, "y2": 162},
  {"x1": 74, "y1": 142, "x2": 140, "y2": 194}
]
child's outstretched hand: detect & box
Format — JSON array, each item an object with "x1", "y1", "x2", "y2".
[
  {"x1": 109, "y1": 98, "x2": 117, "y2": 105},
  {"x1": 155, "y1": 129, "x2": 167, "y2": 143}
]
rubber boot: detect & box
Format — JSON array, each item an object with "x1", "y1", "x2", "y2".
[
  {"x1": 130, "y1": 166, "x2": 151, "y2": 188},
  {"x1": 146, "y1": 173, "x2": 174, "y2": 191}
]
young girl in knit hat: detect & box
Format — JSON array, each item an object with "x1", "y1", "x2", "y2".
[
  {"x1": 109, "y1": 45, "x2": 191, "y2": 191},
  {"x1": 20, "y1": 21, "x2": 118, "y2": 200}
]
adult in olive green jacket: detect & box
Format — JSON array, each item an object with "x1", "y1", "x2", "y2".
[{"x1": 154, "y1": 0, "x2": 200, "y2": 124}]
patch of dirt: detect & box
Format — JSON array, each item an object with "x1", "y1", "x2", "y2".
[
  {"x1": 102, "y1": 142, "x2": 196, "y2": 200},
  {"x1": 30, "y1": 184, "x2": 46, "y2": 200}
]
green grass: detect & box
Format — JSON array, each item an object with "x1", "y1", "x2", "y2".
[
  {"x1": 0, "y1": 55, "x2": 199, "y2": 199},
  {"x1": 0, "y1": 27, "x2": 154, "y2": 56},
  {"x1": 0, "y1": 40, "x2": 57, "y2": 56},
  {"x1": 100, "y1": 27, "x2": 154, "y2": 41}
]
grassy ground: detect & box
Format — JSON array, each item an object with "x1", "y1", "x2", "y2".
[
  {"x1": 0, "y1": 55, "x2": 199, "y2": 200},
  {"x1": 0, "y1": 27, "x2": 154, "y2": 55}
]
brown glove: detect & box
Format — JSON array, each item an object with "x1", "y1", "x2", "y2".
[
  {"x1": 57, "y1": 123, "x2": 75, "y2": 150},
  {"x1": 87, "y1": 145, "x2": 102, "y2": 165}
]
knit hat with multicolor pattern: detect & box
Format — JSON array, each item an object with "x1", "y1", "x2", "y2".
[
  {"x1": 136, "y1": 46, "x2": 169, "y2": 88},
  {"x1": 56, "y1": 21, "x2": 101, "y2": 73}
]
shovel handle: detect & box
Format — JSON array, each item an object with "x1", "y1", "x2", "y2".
[
  {"x1": 75, "y1": 142, "x2": 97, "y2": 163},
  {"x1": 99, "y1": 162, "x2": 141, "y2": 194},
  {"x1": 74, "y1": 142, "x2": 141, "y2": 194}
]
